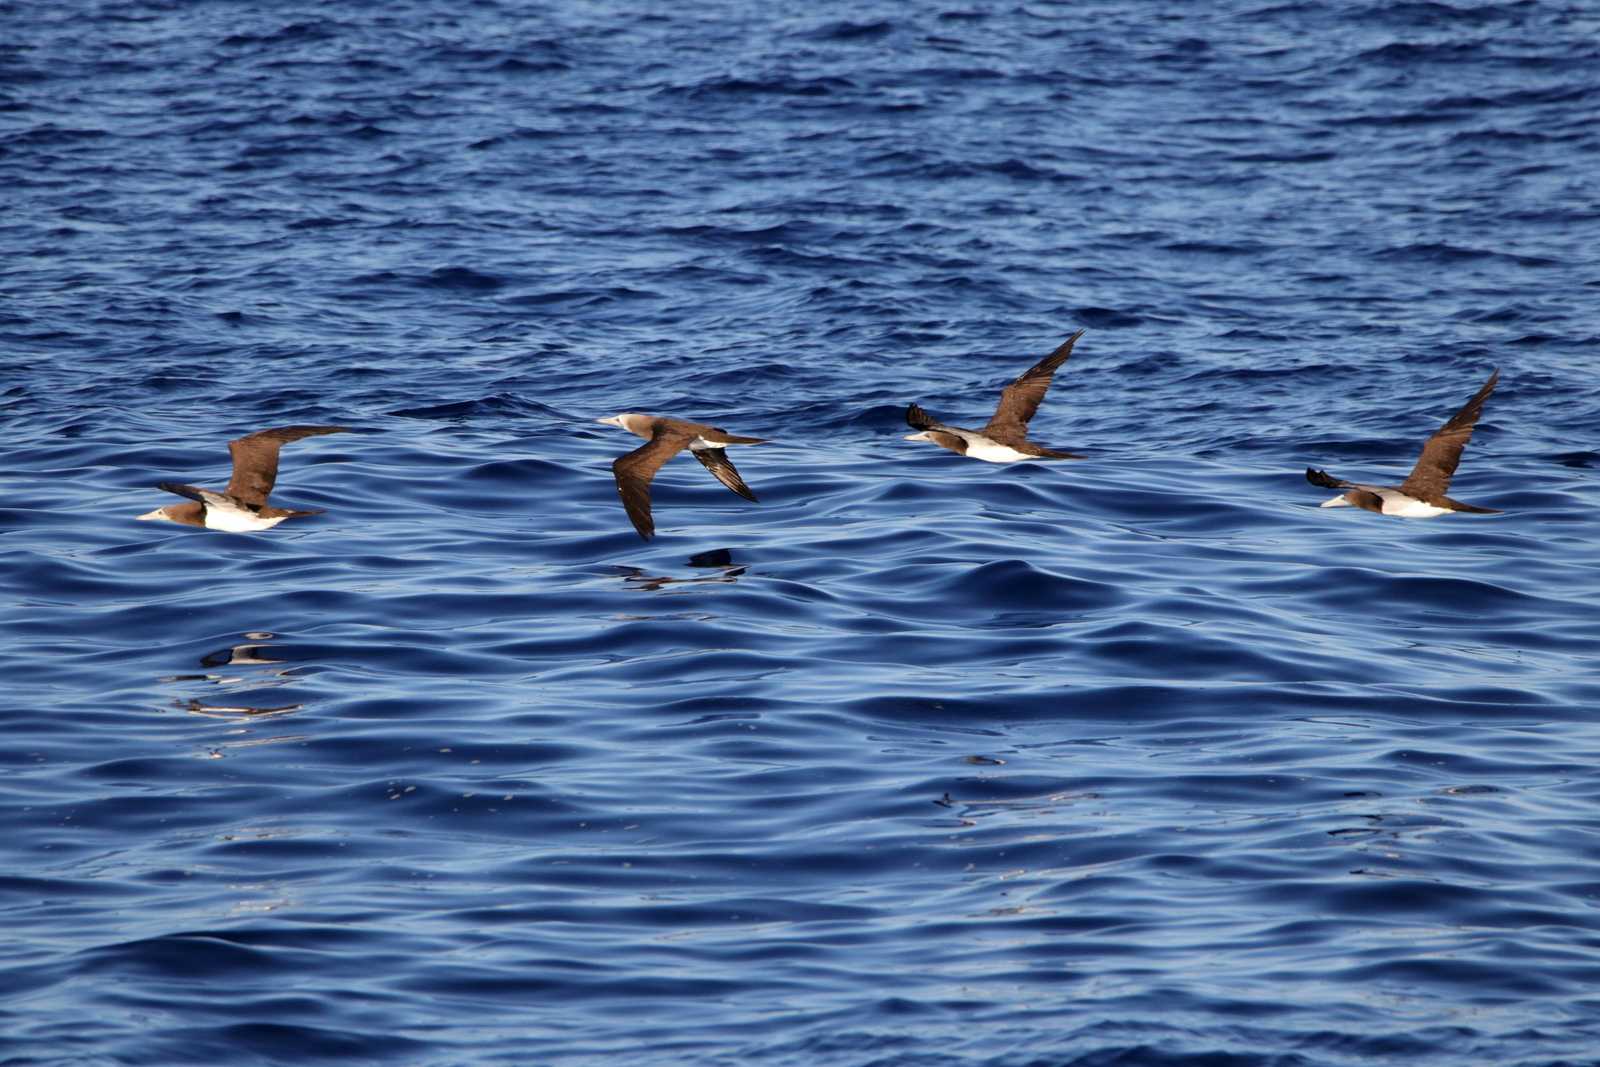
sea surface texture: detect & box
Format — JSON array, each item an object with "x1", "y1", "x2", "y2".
[{"x1": 4, "y1": 2, "x2": 1600, "y2": 1065}]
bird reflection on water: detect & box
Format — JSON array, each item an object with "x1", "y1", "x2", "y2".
[
  {"x1": 180, "y1": 698, "x2": 303, "y2": 718},
  {"x1": 614, "y1": 548, "x2": 747, "y2": 592},
  {"x1": 162, "y1": 630, "x2": 307, "y2": 719}
]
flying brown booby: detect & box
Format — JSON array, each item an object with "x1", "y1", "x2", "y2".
[
  {"x1": 1307, "y1": 368, "x2": 1501, "y2": 517},
  {"x1": 597, "y1": 414, "x2": 767, "y2": 540},
  {"x1": 903, "y1": 329, "x2": 1087, "y2": 461},
  {"x1": 137, "y1": 425, "x2": 350, "y2": 531}
]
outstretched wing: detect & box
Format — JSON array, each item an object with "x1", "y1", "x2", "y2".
[
  {"x1": 691, "y1": 447, "x2": 758, "y2": 502},
  {"x1": 225, "y1": 425, "x2": 350, "y2": 506},
  {"x1": 1398, "y1": 369, "x2": 1498, "y2": 502},
  {"x1": 611, "y1": 432, "x2": 694, "y2": 540},
  {"x1": 1306, "y1": 468, "x2": 1353, "y2": 490},
  {"x1": 907, "y1": 403, "x2": 963, "y2": 433},
  {"x1": 983, "y1": 329, "x2": 1085, "y2": 438},
  {"x1": 159, "y1": 481, "x2": 254, "y2": 511},
  {"x1": 906, "y1": 403, "x2": 935, "y2": 431}
]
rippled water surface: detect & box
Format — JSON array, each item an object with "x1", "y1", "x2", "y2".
[{"x1": 5, "y1": 2, "x2": 1600, "y2": 1064}]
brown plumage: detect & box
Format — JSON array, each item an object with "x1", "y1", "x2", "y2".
[
  {"x1": 1306, "y1": 369, "x2": 1501, "y2": 517},
  {"x1": 139, "y1": 425, "x2": 350, "y2": 530},
  {"x1": 1396, "y1": 368, "x2": 1500, "y2": 504},
  {"x1": 598, "y1": 413, "x2": 767, "y2": 540},
  {"x1": 904, "y1": 330, "x2": 1087, "y2": 461},
  {"x1": 221, "y1": 426, "x2": 349, "y2": 506}
]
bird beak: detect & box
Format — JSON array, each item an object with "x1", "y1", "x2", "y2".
[
  {"x1": 135, "y1": 507, "x2": 167, "y2": 522},
  {"x1": 596, "y1": 416, "x2": 621, "y2": 427},
  {"x1": 903, "y1": 432, "x2": 932, "y2": 442}
]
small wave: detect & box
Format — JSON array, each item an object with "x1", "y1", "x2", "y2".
[
  {"x1": 657, "y1": 75, "x2": 856, "y2": 99},
  {"x1": 416, "y1": 266, "x2": 508, "y2": 291},
  {"x1": 798, "y1": 19, "x2": 894, "y2": 42},
  {"x1": 386, "y1": 393, "x2": 559, "y2": 420}
]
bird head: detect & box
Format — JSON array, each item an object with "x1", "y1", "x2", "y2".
[{"x1": 597, "y1": 413, "x2": 647, "y2": 433}]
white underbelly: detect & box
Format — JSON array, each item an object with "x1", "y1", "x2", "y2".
[
  {"x1": 1379, "y1": 494, "x2": 1451, "y2": 518},
  {"x1": 962, "y1": 437, "x2": 1035, "y2": 463},
  {"x1": 204, "y1": 506, "x2": 286, "y2": 533}
]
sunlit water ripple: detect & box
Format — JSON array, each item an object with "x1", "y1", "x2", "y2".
[{"x1": 3, "y1": 1, "x2": 1600, "y2": 1064}]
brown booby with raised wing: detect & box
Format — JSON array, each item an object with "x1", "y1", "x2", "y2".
[
  {"x1": 597, "y1": 414, "x2": 767, "y2": 540},
  {"x1": 903, "y1": 329, "x2": 1087, "y2": 461},
  {"x1": 137, "y1": 425, "x2": 350, "y2": 531},
  {"x1": 1307, "y1": 368, "x2": 1501, "y2": 517}
]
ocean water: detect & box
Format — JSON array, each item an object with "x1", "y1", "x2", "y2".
[{"x1": 4, "y1": 1, "x2": 1600, "y2": 1064}]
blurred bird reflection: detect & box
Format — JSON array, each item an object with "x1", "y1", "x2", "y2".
[{"x1": 616, "y1": 548, "x2": 746, "y2": 591}]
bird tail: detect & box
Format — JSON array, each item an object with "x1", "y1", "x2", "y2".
[{"x1": 1442, "y1": 498, "x2": 1501, "y2": 514}]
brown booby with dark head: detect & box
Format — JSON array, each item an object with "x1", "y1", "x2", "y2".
[
  {"x1": 1307, "y1": 368, "x2": 1501, "y2": 518},
  {"x1": 137, "y1": 425, "x2": 351, "y2": 531},
  {"x1": 597, "y1": 414, "x2": 767, "y2": 540},
  {"x1": 903, "y1": 329, "x2": 1087, "y2": 462}
]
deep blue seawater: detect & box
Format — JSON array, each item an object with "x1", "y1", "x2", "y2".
[{"x1": 4, "y1": 1, "x2": 1600, "y2": 1064}]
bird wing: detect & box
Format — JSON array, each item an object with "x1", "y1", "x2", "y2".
[
  {"x1": 1397, "y1": 369, "x2": 1498, "y2": 502},
  {"x1": 1305, "y1": 467, "x2": 1354, "y2": 490},
  {"x1": 159, "y1": 481, "x2": 241, "y2": 508},
  {"x1": 611, "y1": 431, "x2": 694, "y2": 540},
  {"x1": 983, "y1": 329, "x2": 1085, "y2": 438},
  {"x1": 691, "y1": 447, "x2": 759, "y2": 502},
  {"x1": 225, "y1": 425, "x2": 350, "y2": 506},
  {"x1": 1307, "y1": 468, "x2": 1394, "y2": 494},
  {"x1": 906, "y1": 403, "x2": 958, "y2": 433},
  {"x1": 159, "y1": 482, "x2": 263, "y2": 517}
]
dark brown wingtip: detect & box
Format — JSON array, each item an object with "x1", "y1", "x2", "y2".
[
  {"x1": 158, "y1": 481, "x2": 206, "y2": 502},
  {"x1": 906, "y1": 403, "x2": 934, "y2": 430},
  {"x1": 619, "y1": 491, "x2": 654, "y2": 540},
  {"x1": 611, "y1": 467, "x2": 655, "y2": 540},
  {"x1": 1468, "y1": 367, "x2": 1499, "y2": 406},
  {"x1": 1469, "y1": 367, "x2": 1499, "y2": 413},
  {"x1": 718, "y1": 473, "x2": 759, "y2": 504},
  {"x1": 1036, "y1": 328, "x2": 1087, "y2": 370},
  {"x1": 1306, "y1": 468, "x2": 1342, "y2": 489},
  {"x1": 617, "y1": 492, "x2": 654, "y2": 540}
]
